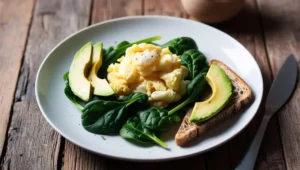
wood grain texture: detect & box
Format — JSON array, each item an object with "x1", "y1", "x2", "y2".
[
  {"x1": 1, "y1": 102, "x2": 61, "y2": 170},
  {"x1": 92, "y1": 0, "x2": 142, "y2": 23},
  {"x1": 64, "y1": 143, "x2": 107, "y2": 170},
  {"x1": 211, "y1": 0, "x2": 286, "y2": 169},
  {"x1": 257, "y1": 0, "x2": 300, "y2": 169},
  {"x1": 145, "y1": 0, "x2": 187, "y2": 17},
  {"x1": 0, "y1": 0, "x2": 92, "y2": 169},
  {"x1": 0, "y1": 0, "x2": 35, "y2": 156}
]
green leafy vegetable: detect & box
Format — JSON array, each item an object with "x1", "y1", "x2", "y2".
[
  {"x1": 120, "y1": 116, "x2": 168, "y2": 148},
  {"x1": 168, "y1": 71, "x2": 207, "y2": 115},
  {"x1": 161, "y1": 37, "x2": 198, "y2": 55},
  {"x1": 103, "y1": 46, "x2": 114, "y2": 57},
  {"x1": 63, "y1": 71, "x2": 69, "y2": 81},
  {"x1": 82, "y1": 92, "x2": 148, "y2": 134},
  {"x1": 103, "y1": 41, "x2": 129, "y2": 60},
  {"x1": 63, "y1": 72, "x2": 84, "y2": 110},
  {"x1": 102, "y1": 36, "x2": 161, "y2": 71},
  {"x1": 116, "y1": 41, "x2": 130, "y2": 48},
  {"x1": 181, "y1": 49, "x2": 208, "y2": 79},
  {"x1": 137, "y1": 107, "x2": 180, "y2": 131}
]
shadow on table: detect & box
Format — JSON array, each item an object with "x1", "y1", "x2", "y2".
[{"x1": 207, "y1": 5, "x2": 283, "y2": 36}]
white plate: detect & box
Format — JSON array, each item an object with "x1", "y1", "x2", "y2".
[{"x1": 36, "y1": 16, "x2": 263, "y2": 161}]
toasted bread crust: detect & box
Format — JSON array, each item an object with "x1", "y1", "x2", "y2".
[{"x1": 175, "y1": 60, "x2": 253, "y2": 146}]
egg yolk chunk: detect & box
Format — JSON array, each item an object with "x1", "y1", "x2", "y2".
[{"x1": 107, "y1": 43, "x2": 189, "y2": 107}]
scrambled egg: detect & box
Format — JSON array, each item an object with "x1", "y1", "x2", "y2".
[{"x1": 107, "y1": 43, "x2": 190, "y2": 107}]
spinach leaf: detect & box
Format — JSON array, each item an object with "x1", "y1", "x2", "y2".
[
  {"x1": 103, "y1": 46, "x2": 114, "y2": 58},
  {"x1": 120, "y1": 116, "x2": 167, "y2": 148},
  {"x1": 102, "y1": 36, "x2": 161, "y2": 71},
  {"x1": 82, "y1": 92, "x2": 148, "y2": 134},
  {"x1": 161, "y1": 37, "x2": 198, "y2": 55},
  {"x1": 103, "y1": 41, "x2": 129, "y2": 61},
  {"x1": 63, "y1": 72, "x2": 84, "y2": 110},
  {"x1": 168, "y1": 71, "x2": 207, "y2": 115},
  {"x1": 63, "y1": 71, "x2": 69, "y2": 81},
  {"x1": 137, "y1": 107, "x2": 180, "y2": 131},
  {"x1": 181, "y1": 49, "x2": 208, "y2": 79},
  {"x1": 116, "y1": 41, "x2": 130, "y2": 48}
]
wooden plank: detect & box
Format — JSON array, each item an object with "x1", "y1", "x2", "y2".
[
  {"x1": 210, "y1": 0, "x2": 286, "y2": 169},
  {"x1": 1, "y1": 102, "x2": 62, "y2": 170},
  {"x1": 0, "y1": 0, "x2": 92, "y2": 169},
  {"x1": 145, "y1": 0, "x2": 187, "y2": 17},
  {"x1": 257, "y1": 0, "x2": 300, "y2": 169},
  {"x1": 63, "y1": 143, "x2": 106, "y2": 170},
  {"x1": 0, "y1": 0, "x2": 35, "y2": 156},
  {"x1": 92, "y1": 0, "x2": 143, "y2": 22}
]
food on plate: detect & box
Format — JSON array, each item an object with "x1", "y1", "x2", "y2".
[
  {"x1": 107, "y1": 43, "x2": 190, "y2": 107},
  {"x1": 120, "y1": 116, "x2": 168, "y2": 148},
  {"x1": 63, "y1": 36, "x2": 253, "y2": 148},
  {"x1": 82, "y1": 92, "x2": 149, "y2": 134},
  {"x1": 189, "y1": 62, "x2": 232, "y2": 122},
  {"x1": 68, "y1": 42, "x2": 93, "y2": 102},
  {"x1": 102, "y1": 36, "x2": 162, "y2": 72},
  {"x1": 175, "y1": 60, "x2": 253, "y2": 146},
  {"x1": 87, "y1": 42, "x2": 114, "y2": 96},
  {"x1": 160, "y1": 37, "x2": 198, "y2": 55}
]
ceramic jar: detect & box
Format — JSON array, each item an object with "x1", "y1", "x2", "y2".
[{"x1": 181, "y1": 0, "x2": 245, "y2": 23}]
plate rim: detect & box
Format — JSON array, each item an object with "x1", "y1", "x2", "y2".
[{"x1": 35, "y1": 15, "x2": 264, "y2": 162}]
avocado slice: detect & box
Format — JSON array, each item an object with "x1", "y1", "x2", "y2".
[
  {"x1": 88, "y1": 42, "x2": 114, "y2": 96},
  {"x1": 190, "y1": 63, "x2": 232, "y2": 123},
  {"x1": 69, "y1": 42, "x2": 93, "y2": 102}
]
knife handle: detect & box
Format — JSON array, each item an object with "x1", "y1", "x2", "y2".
[{"x1": 235, "y1": 116, "x2": 270, "y2": 170}]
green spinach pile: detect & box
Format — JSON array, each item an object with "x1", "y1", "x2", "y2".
[{"x1": 63, "y1": 36, "x2": 208, "y2": 148}]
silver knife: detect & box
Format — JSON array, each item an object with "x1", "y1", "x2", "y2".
[{"x1": 235, "y1": 54, "x2": 298, "y2": 170}]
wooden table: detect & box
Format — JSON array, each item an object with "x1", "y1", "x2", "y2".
[{"x1": 0, "y1": 0, "x2": 299, "y2": 169}]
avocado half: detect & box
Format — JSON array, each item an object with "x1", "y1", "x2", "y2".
[
  {"x1": 88, "y1": 42, "x2": 114, "y2": 96},
  {"x1": 69, "y1": 42, "x2": 93, "y2": 102},
  {"x1": 189, "y1": 63, "x2": 232, "y2": 123}
]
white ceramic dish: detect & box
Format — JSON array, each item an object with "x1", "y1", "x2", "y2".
[{"x1": 36, "y1": 16, "x2": 263, "y2": 161}]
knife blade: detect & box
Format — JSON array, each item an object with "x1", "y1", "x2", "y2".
[
  {"x1": 265, "y1": 54, "x2": 298, "y2": 116},
  {"x1": 236, "y1": 54, "x2": 298, "y2": 170}
]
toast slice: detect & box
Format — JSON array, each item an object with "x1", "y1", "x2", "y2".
[{"x1": 175, "y1": 60, "x2": 253, "y2": 146}]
